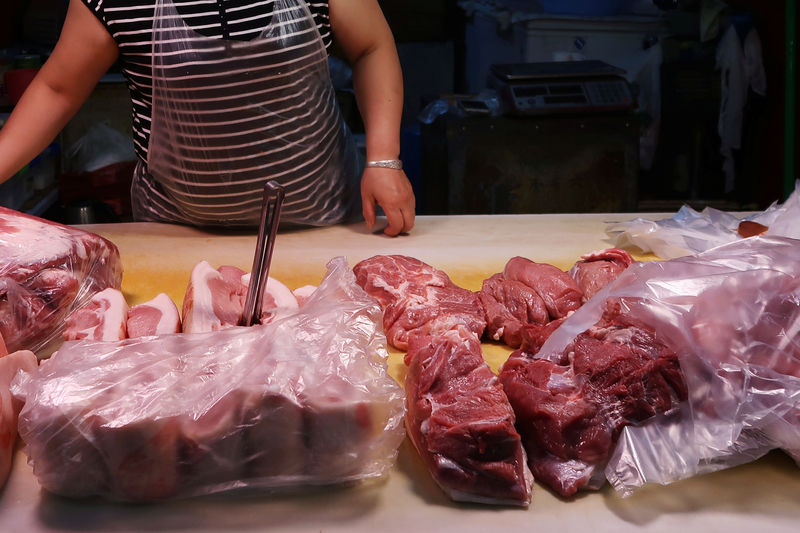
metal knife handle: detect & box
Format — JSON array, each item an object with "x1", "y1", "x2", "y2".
[{"x1": 241, "y1": 180, "x2": 285, "y2": 326}]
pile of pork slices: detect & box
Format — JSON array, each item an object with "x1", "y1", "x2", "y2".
[
  {"x1": 60, "y1": 260, "x2": 318, "y2": 342},
  {"x1": 8, "y1": 257, "x2": 406, "y2": 501}
]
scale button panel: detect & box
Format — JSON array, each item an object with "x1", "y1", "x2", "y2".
[{"x1": 584, "y1": 80, "x2": 632, "y2": 106}]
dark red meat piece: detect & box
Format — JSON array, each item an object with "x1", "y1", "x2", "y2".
[
  {"x1": 569, "y1": 248, "x2": 634, "y2": 302},
  {"x1": 405, "y1": 326, "x2": 532, "y2": 505},
  {"x1": 503, "y1": 256, "x2": 583, "y2": 320},
  {"x1": 499, "y1": 297, "x2": 686, "y2": 497}
]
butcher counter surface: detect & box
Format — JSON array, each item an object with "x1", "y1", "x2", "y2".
[{"x1": 2, "y1": 213, "x2": 799, "y2": 533}]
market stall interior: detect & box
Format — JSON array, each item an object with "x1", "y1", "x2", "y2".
[
  {"x1": 1, "y1": 1, "x2": 800, "y2": 532},
  {"x1": 0, "y1": 0, "x2": 797, "y2": 221}
]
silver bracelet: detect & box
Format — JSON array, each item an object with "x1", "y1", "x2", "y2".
[{"x1": 365, "y1": 159, "x2": 403, "y2": 170}]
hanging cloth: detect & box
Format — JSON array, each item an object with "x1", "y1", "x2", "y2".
[{"x1": 135, "y1": 0, "x2": 356, "y2": 227}]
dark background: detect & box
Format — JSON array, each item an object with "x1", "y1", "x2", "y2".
[{"x1": 1, "y1": 0, "x2": 797, "y2": 222}]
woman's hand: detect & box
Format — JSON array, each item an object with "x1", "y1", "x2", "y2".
[
  {"x1": 361, "y1": 167, "x2": 415, "y2": 236},
  {"x1": 330, "y1": 0, "x2": 415, "y2": 236}
]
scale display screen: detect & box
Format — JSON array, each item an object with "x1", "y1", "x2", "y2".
[{"x1": 489, "y1": 61, "x2": 635, "y2": 115}]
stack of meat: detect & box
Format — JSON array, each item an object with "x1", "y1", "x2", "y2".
[
  {"x1": 14, "y1": 257, "x2": 405, "y2": 501},
  {"x1": 353, "y1": 250, "x2": 637, "y2": 503},
  {"x1": 62, "y1": 260, "x2": 315, "y2": 341},
  {"x1": 597, "y1": 236, "x2": 800, "y2": 496},
  {"x1": 0, "y1": 207, "x2": 122, "y2": 354}
]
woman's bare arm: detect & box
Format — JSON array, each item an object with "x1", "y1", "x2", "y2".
[
  {"x1": 0, "y1": 0, "x2": 119, "y2": 184},
  {"x1": 329, "y1": 0, "x2": 415, "y2": 236}
]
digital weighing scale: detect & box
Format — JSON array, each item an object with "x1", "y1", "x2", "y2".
[{"x1": 488, "y1": 60, "x2": 635, "y2": 115}]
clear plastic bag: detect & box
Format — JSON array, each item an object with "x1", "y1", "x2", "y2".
[
  {"x1": 142, "y1": 0, "x2": 355, "y2": 227},
  {"x1": 13, "y1": 257, "x2": 406, "y2": 501},
  {"x1": 607, "y1": 180, "x2": 800, "y2": 259},
  {"x1": 0, "y1": 207, "x2": 123, "y2": 355},
  {"x1": 65, "y1": 122, "x2": 136, "y2": 174},
  {"x1": 533, "y1": 236, "x2": 800, "y2": 496}
]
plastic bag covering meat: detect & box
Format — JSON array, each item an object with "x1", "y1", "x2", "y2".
[
  {"x1": 500, "y1": 300, "x2": 686, "y2": 497},
  {"x1": 524, "y1": 236, "x2": 800, "y2": 497},
  {"x1": 12, "y1": 257, "x2": 405, "y2": 501},
  {"x1": 0, "y1": 349, "x2": 38, "y2": 487},
  {"x1": 607, "y1": 180, "x2": 800, "y2": 259},
  {"x1": 405, "y1": 326, "x2": 533, "y2": 506},
  {"x1": 0, "y1": 207, "x2": 123, "y2": 354}
]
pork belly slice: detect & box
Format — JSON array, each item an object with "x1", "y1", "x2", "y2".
[
  {"x1": 126, "y1": 293, "x2": 182, "y2": 338},
  {"x1": 568, "y1": 248, "x2": 635, "y2": 302},
  {"x1": 180, "y1": 390, "x2": 247, "y2": 489},
  {"x1": 182, "y1": 262, "x2": 298, "y2": 333},
  {"x1": 242, "y1": 391, "x2": 306, "y2": 479},
  {"x1": 240, "y1": 273, "x2": 299, "y2": 323},
  {"x1": 292, "y1": 285, "x2": 317, "y2": 307},
  {"x1": 499, "y1": 298, "x2": 686, "y2": 497},
  {"x1": 353, "y1": 255, "x2": 486, "y2": 351},
  {"x1": 181, "y1": 262, "x2": 247, "y2": 333},
  {"x1": 63, "y1": 288, "x2": 129, "y2": 341},
  {"x1": 0, "y1": 349, "x2": 38, "y2": 487},
  {"x1": 100, "y1": 416, "x2": 183, "y2": 501},
  {"x1": 302, "y1": 379, "x2": 385, "y2": 480},
  {"x1": 405, "y1": 326, "x2": 532, "y2": 506}
]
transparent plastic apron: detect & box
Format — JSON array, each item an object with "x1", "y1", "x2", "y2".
[{"x1": 136, "y1": 0, "x2": 356, "y2": 227}]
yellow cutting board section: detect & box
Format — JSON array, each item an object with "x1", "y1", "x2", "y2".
[{"x1": 87, "y1": 214, "x2": 657, "y2": 380}]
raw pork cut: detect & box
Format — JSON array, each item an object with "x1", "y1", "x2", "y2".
[
  {"x1": 0, "y1": 348, "x2": 38, "y2": 487},
  {"x1": 478, "y1": 273, "x2": 549, "y2": 348},
  {"x1": 63, "y1": 288, "x2": 129, "y2": 341},
  {"x1": 405, "y1": 326, "x2": 532, "y2": 505},
  {"x1": 0, "y1": 206, "x2": 122, "y2": 353},
  {"x1": 568, "y1": 248, "x2": 634, "y2": 302},
  {"x1": 503, "y1": 256, "x2": 583, "y2": 319},
  {"x1": 181, "y1": 262, "x2": 247, "y2": 333},
  {"x1": 13, "y1": 257, "x2": 405, "y2": 501},
  {"x1": 478, "y1": 256, "x2": 583, "y2": 349},
  {"x1": 353, "y1": 255, "x2": 486, "y2": 351},
  {"x1": 126, "y1": 293, "x2": 182, "y2": 337},
  {"x1": 499, "y1": 298, "x2": 686, "y2": 497},
  {"x1": 181, "y1": 261, "x2": 298, "y2": 333},
  {"x1": 240, "y1": 272, "x2": 300, "y2": 322},
  {"x1": 292, "y1": 285, "x2": 317, "y2": 306}
]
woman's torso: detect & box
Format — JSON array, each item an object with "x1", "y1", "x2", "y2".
[
  {"x1": 80, "y1": 0, "x2": 332, "y2": 163},
  {"x1": 80, "y1": 0, "x2": 356, "y2": 228}
]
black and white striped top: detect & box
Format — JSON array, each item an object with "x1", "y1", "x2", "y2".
[
  {"x1": 81, "y1": 0, "x2": 356, "y2": 228},
  {"x1": 81, "y1": 0, "x2": 332, "y2": 163}
]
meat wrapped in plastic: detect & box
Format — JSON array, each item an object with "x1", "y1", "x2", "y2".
[
  {"x1": 12, "y1": 257, "x2": 405, "y2": 501},
  {"x1": 607, "y1": 180, "x2": 800, "y2": 259},
  {"x1": 520, "y1": 236, "x2": 800, "y2": 497},
  {"x1": 0, "y1": 207, "x2": 123, "y2": 354}
]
